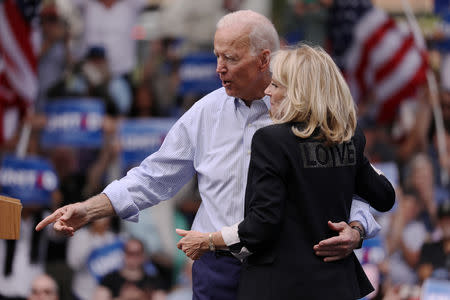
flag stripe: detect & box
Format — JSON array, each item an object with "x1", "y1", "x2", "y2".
[
  {"x1": 376, "y1": 48, "x2": 423, "y2": 101},
  {"x1": 355, "y1": 18, "x2": 396, "y2": 99},
  {"x1": 4, "y1": 0, "x2": 36, "y2": 73},
  {"x1": 376, "y1": 58, "x2": 428, "y2": 123},
  {"x1": 347, "y1": 8, "x2": 389, "y2": 73},
  {"x1": 337, "y1": 4, "x2": 428, "y2": 123},
  {"x1": 374, "y1": 34, "x2": 415, "y2": 83},
  {"x1": 366, "y1": 27, "x2": 410, "y2": 86},
  {"x1": 0, "y1": 2, "x2": 37, "y2": 103}
]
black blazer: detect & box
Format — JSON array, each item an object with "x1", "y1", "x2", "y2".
[{"x1": 236, "y1": 123, "x2": 395, "y2": 300}]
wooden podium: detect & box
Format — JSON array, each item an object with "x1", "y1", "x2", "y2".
[{"x1": 0, "y1": 196, "x2": 22, "y2": 240}]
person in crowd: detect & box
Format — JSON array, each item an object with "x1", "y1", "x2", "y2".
[
  {"x1": 36, "y1": 10, "x2": 380, "y2": 300},
  {"x1": 431, "y1": 0, "x2": 450, "y2": 108},
  {"x1": 138, "y1": 37, "x2": 181, "y2": 117},
  {"x1": 160, "y1": 0, "x2": 235, "y2": 53},
  {"x1": 94, "y1": 238, "x2": 164, "y2": 300},
  {"x1": 129, "y1": 83, "x2": 160, "y2": 118},
  {"x1": 36, "y1": 2, "x2": 71, "y2": 113},
  {"x1": 27, "y1": 274, "x2": 59, "y2": 300},
  {"x1": 45, "y1": 137, "x2": 121, "y2": 300},
  {"x1": 67, "y1": 217, "x2": 119, "y2": 300},
  {"x1": 384, "y1": 186, "x2": 429, "y2": 286},
  {"x1": 165, "y1": 259, "x2": 193, "y2": 300},
  {"x1": 72, "y1": 0, "x2": 149, "y2": 81},
  {"x1": 120, "y1": 177, "x2": 201, "y2": 291},
  {"x1": 176, "y1": 44, "x2": 395, "y2": 300},
  {"x1": 47, "y1": 45, "x2": 128, "y2": 117},
  {"x1": 428, "y1": 85, "x2": 450, "y2": 201},
  {"x1": 417, "y1": 200, "x2": 450, "y2": 282},
  {"x1": 116, "y1": 282, "x2": 150, "y2": 300},
  {"x1": 0, "y1": 207, "x2": 52, "y2": 300},
  {"x1": 403, "y1": 153, "x2": 439, "y2": 230},
  {"x1": 280, "y1": 0, "x2": 331, "y2": 47}
]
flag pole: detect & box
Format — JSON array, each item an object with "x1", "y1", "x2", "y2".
[
  {"x1": 401, "y1": 0, "x2": 449, "y2": 186},
  {"x1": 15, "y1": 123, "x2": 31, "y2": 159},
  {"x1": 15, "y1": 106, "x2": 34, "y2": 159}
]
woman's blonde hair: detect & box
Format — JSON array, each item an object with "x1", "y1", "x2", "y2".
[{"x1": 270, "y1": 44, "x2": 357, "y2": 144}]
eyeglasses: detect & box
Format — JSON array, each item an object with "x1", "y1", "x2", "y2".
[
  {"x1": 31, "y1": 288, "x2": 57, "y2": 296},
  {"x1": 124, "y1": 249, "x2": 143, "y2": 256}
]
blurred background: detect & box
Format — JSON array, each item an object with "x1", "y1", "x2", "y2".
[{"x1": 0, "y1": 0, "x2": 449, "y2": 299}]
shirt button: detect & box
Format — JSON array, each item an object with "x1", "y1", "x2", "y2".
[
  {"x1": 247, "y1": 150, "x2": 251, "y2": 155},
  {"x1": 248, "y1": 123, "x2": 252, "y2": 127}
]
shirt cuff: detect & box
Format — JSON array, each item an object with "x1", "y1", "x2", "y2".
[
  {"x1": 103, "y1": 180, "x2": 140, "y2": 222},
  {"x1": 221, "y1": 223, "x2": 253, "y2": 261},
  {"x1": 350, "y1": 196, "x2": 381, "y2": 239},
  {"x1": 221, "y1": 223, "x2": 240, "y2": 246}
]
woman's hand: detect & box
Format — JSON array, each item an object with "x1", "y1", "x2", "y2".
[{"x1": 176, "y1": 229, "x2": 210, "y2": 260}]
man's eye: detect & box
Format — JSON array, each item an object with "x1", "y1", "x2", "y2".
[{"x1": 271, "y1": 82, "x2": 278, "y2": 88}]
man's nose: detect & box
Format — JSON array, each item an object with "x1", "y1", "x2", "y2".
[{"x1": 216, "y1": 59, "x2": 226, "y2": 74}]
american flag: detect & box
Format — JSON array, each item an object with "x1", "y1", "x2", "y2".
[
  {"x1": 0, "y1": 0, "x2": 40, "y2": 145},
  {"x1": 329, "y1": 0, "x2": 428, "y2": 124}
]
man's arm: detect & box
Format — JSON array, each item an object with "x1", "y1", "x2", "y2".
[
  {"x1": 314, "y1": 197, "x2": 381, "y2": 262},
  {"x1": 35, "y1": 193, "x2": 115, "y2": 235},
  {"x1": 176, "y1": 198, "x2": 380, "y2": 262},
  {"x1": 37, "y1": 105, "x2": 198, "y2": 234}
]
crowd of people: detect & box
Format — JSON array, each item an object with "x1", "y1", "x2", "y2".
[{"x1": 0, "y1": 0, "x2": 449, "y2": 300}]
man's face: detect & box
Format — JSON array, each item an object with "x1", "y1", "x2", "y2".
[
  {"x1": 124, "y1": 240, "x2": 145, "y2": 270},
  {"x1": 214, "y1": 26, "x2": 268, "y2": 102},
  {"x1": 439, "y1": 216, "x2": 450, "y2": 240},
  {"x1": 28, "y1": 276, "x2": 58, "y2": 300}
]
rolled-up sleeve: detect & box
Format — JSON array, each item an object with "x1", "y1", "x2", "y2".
[
  {"x1": 349, "y1": 196, "x2": 381, "y2": 238},
  {"x1": 103, "y1": 181, "x2": 140, "y2": 222},
  {"x1": 102, "y1": 111, "x2": 197, "y2": 222}
]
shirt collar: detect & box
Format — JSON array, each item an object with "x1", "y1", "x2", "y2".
[{"x1": 234, "y1": 96, "x2": 271, "y2": 110}]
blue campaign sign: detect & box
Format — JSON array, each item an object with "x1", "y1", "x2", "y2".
[
  {"x1": 41, "y1": 98, "x2": 105, "y2": 148},
  {"x1": 0, "y1": 155, "x2": 58, "y2": 206},
  {"x1": 119, "y1": 118, "x2": 177, "y2": 170},
  {"x1": 421, "y1": 279, "x2": 450, "y2": 300},
  {"x1": 87, "y1": 238, "x2": 125, "y2": 282},
  {"x1": 355, "y1": 235, "x2": 385, "y2": 265},
  {"x1": 434, "y1": 0, "x2": 450, "y2": 51},
  {"x1": 178, "y1": 52, "x2": 221, "y2": 96}
]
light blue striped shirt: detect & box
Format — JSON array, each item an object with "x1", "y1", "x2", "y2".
[{"x1": 103, "y1": 87, "x2": 379, "y2": 236}]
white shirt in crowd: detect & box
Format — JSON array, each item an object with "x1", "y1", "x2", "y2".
[{"x1": 73, "y1": 0, "x2": 148, "y2": 76}]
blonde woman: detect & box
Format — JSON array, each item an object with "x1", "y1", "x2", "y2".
[{"x1": 177, "y1": 45, "x2": 395, "y2": 299}]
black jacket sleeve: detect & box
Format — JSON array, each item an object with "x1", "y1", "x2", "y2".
[
  {"x1": 354, "y1": 126, "x2": 395, "y2": 212},
  {"x1": 238, "y1": 128, "x2": 288, "y2": 253}
]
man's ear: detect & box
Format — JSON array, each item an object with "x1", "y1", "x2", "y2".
[{"x1": 259, "y1": 49, "x2": 271, "y2": 71}]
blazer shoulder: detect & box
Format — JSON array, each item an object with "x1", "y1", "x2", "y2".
[
  {"x1": 254, "y1": 123, "x2": 291, "y2": 139},
  {"x1": 353, "y1": 124, "x2": 366, "y2": 143}
]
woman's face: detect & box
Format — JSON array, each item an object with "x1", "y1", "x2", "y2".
[{"x1": 264, "y1": 78, "x2": 286, "y2": 115}]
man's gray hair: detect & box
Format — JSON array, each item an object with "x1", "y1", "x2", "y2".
[{"x1": 216, "y1": 10, "x2": 280, "y2": 55}]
